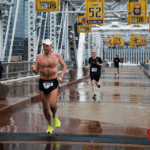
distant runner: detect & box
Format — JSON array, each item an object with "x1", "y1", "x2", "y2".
[
  {"x1": 86, "y1": 50, "x2": 103, "y2": 99},
  {"x1": 113, "y1": 55, "x2": 120, "y2": 75},
  {"x1": 146, "y1": 58, "x2": 149, "y2": 64}
]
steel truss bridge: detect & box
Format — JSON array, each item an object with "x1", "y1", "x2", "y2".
[{"x1": 0, "y1": 0, "x2": 150, "y2": 70}]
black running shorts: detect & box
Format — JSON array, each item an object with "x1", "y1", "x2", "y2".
[
  {"x1": 90, "y1": 73, "x2": 101, "y2": 82},
  {"x1": 115, "y1": 64, "x2": 119, "y2": 68},
  {"x1": 39, "y1": 78, "x2": 59, "y2": 95}
]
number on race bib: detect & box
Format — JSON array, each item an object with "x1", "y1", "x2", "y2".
[
  {"x1": 92, "y1": 68, "x2": 97, "y2": 72},
  {"x1": 43, "y1": 81, "x2": 53, "y2": 89}
]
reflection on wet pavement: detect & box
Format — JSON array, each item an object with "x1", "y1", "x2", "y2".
[
  {"x1": 143, "y1": 64, "x2": 150, "y2": 76},
  {"x1": 2, "y1": 69, "x2": 89, "y2": 99},
  {"x1": 0, "y1": 66, "x2": 150, "y2": 144},
  {"x1": 0, "y1": 142, "x2": 150, "y2": 150}
]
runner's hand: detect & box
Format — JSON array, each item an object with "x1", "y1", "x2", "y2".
[
  {"x1": 31, "y1": 63, "x2": 36, "y2": 71},
  {"x1": 97, "y1": 62, "x2": 101, "y2": 66},
  {"x1": 97, "y1": 62, "x2": 102, "y2": 66},
  {"x1": 57, "y1": 76, "x2": 63, "y2": 83},
  {"x1": 86, "y1": 66, "x2": 89, "y2": 70}
]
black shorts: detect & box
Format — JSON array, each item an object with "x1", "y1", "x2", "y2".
[
  {"x1": 39, "y1": 78, "x2": 59, "y2": 95},
  {"x1": 90, "y1": 73, "x2": 101, "y2": 82},
  {"x1": 115, "y1": 64, "x2": 119, "y2": 68},
  {"x1": 0, "y1": 72, "x2": 2, "y2": 79}
]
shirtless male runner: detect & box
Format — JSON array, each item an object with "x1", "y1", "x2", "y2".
[
  {"x1": 86, "y1": 50, "x2": 103, "y2": 99},
  {"x1": 31, "y1": 39, "x2": 67, "y2": 134}
]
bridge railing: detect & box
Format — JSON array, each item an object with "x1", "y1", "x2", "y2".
[
  {"x1": 104, "y1": 48, "x2": 150, "y2": 64},
  {"x1": 1, "y1": 61, "x2": 73, "y2": 81}
]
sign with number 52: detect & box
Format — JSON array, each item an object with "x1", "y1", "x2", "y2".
[{"x1": 86, "y1": 0, "x2": 105, "y2": 25}]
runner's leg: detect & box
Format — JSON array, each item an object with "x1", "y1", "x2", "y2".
[
  {"x1": 40, "y1": 91, "x2": 51, "y2": 124},
  {"x1": 49, "y1": 88, "x2": 61, "y2": 128},
  {"x1": 95, "y1": 74, "x2": 100, "y2": 88},
  {"x1": 49, "y1": 88, "x2": 58, "y2": 117},
  {"x1": 95, "y1": 82, "x2": 98, "y2": 86},
  {"x1": 115, "y1": 67, "x2": 117, "y2": 75},
  {"x1": 92, "y1": 80, "x2": 95, "y2": 94},
  {"x1": 117, "y1": 65, "x2": 119, "y2": 74}
]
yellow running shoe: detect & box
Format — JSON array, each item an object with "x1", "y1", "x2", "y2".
[
  {"x1": 46, "y1": 125, "x2": 54, "y2": 134},
  {"x1": 54, "y1": 116, "x2": 61, "y2": 128}
]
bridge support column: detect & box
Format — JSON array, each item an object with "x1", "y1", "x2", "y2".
[
  {"x1": 77, "y1": 33, "x2": 85, "y2": 68},
  {"x1": 68, "y1": 25, "x2": 77, "y2": 69},
  {"x1": 64, "y1": 1, "x2": 69, "y2": 61},
  {"x1": 50, "y1": 13, "x2": 56, "y2": 52},
  {"x1": 88, "y1": 33, "x2": 91, "y2": 58},
  {"x1": 28, "y1": 0, "x2": 36, "y2": 61},
  {"x1": 68, "y1": 3, "x2": 77, "y2": 69}
]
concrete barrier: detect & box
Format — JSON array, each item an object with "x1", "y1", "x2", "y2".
[{"x1": 0, "y1": 83, "x2": 9, "y2": 100}]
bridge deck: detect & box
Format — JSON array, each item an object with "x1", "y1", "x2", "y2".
[{"x1": 0, "y1": 65, "x2": 150, "y2": 149}]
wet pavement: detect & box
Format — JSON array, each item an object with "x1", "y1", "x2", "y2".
[
  {"x1": 0, "y1": 66, "x2": 150, "y2": 147},
  {"x1": 0, "y1": 69, "x2": 90, "y2": 111},
  {"x1": 0, "y1": 142, "x2": 150, "y2": 150},
  {"x1": 143, "y1": 64, "x2": 150, "y2": 76}
]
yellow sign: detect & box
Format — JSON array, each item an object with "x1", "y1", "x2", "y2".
[
  {"x1": 139, "y1": 37, "x2": 147, "y2": 46},
  {"x1": 117, "y1": 39, "x2": 124, "y2": 48},
  {"x1": 128, "y1": 0, "x2": 147, "y2": 24},
  {"x1": 131, "y1": 34, "x2": 140, "y2": 46},
  {"x1": 130, "y1": 39, "x2": 136, "y2": 48},
  {"x1": 35, "y1": 0, "x2": 60, "y2": 12},
  {"x1": 77, "y1": 25, "x2": 92, "y2": 33},
  {"x1": 114, "y1": 34, "x2": 122, "y2": 45},
  {"x1": 130, "y1": 34, "x2": 139, "y2": 48},
  {"x1": 107, "y1": 37, "x2": 114, "y2": 47},
  {"x1": 77, "y1": 13, "x2": 87, "y2": 25},
  {"x1": 86, "y1": 0, "x2": 104, "y2": 25}
]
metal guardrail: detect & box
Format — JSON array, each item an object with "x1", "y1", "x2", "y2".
[
  {"x1": 104, "y1": 48, "x2": 150, "y2": 64},
  {"x1": 1, "y1": 61, "x2": 73, "y2": 81}
]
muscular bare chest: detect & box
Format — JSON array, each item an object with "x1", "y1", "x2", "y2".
[{"x1": 39, "y1": 54, "x2": 58, "y2": 68}]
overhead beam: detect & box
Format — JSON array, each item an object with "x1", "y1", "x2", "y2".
[
  {"x1": 111, "y1": 2, "x2": 118, "y2": 9},
  {"x1": 58, "y1": 10, "x2": 150, "y2": 15}
]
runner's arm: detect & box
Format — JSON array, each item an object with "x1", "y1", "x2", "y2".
[
  {"x1": 113, "y1": 58, "x2": 115, "y2": 64},
  {"x1": 97, "y1": 57, "x2": 103, "y2": 66},
  {"x1": 58, "y1": 53, "x2": 67, "y2": 77},
  {"x1": 32, "y1": 56, "x2": 39, "y2": 74},
  {"x1": 98, "y1": 63, "x2": 103, "y2": 66},
  {"x1": 87, "y1": 63, "x2": 91, "y2": 68},
  {"x1": 86, "y1": 58, "x2": 91, "y2": 69}
]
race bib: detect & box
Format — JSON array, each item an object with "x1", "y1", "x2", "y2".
[
  {"x1": 92, "y1": 68, "x2": 97, "y2": 72},
  {"x1": 43, "y1": 81, "x2": 53, "y2": 89}
]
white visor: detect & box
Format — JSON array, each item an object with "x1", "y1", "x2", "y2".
[{"x1": 42, "y1": 39, "x2": 52, "y2": 46}]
